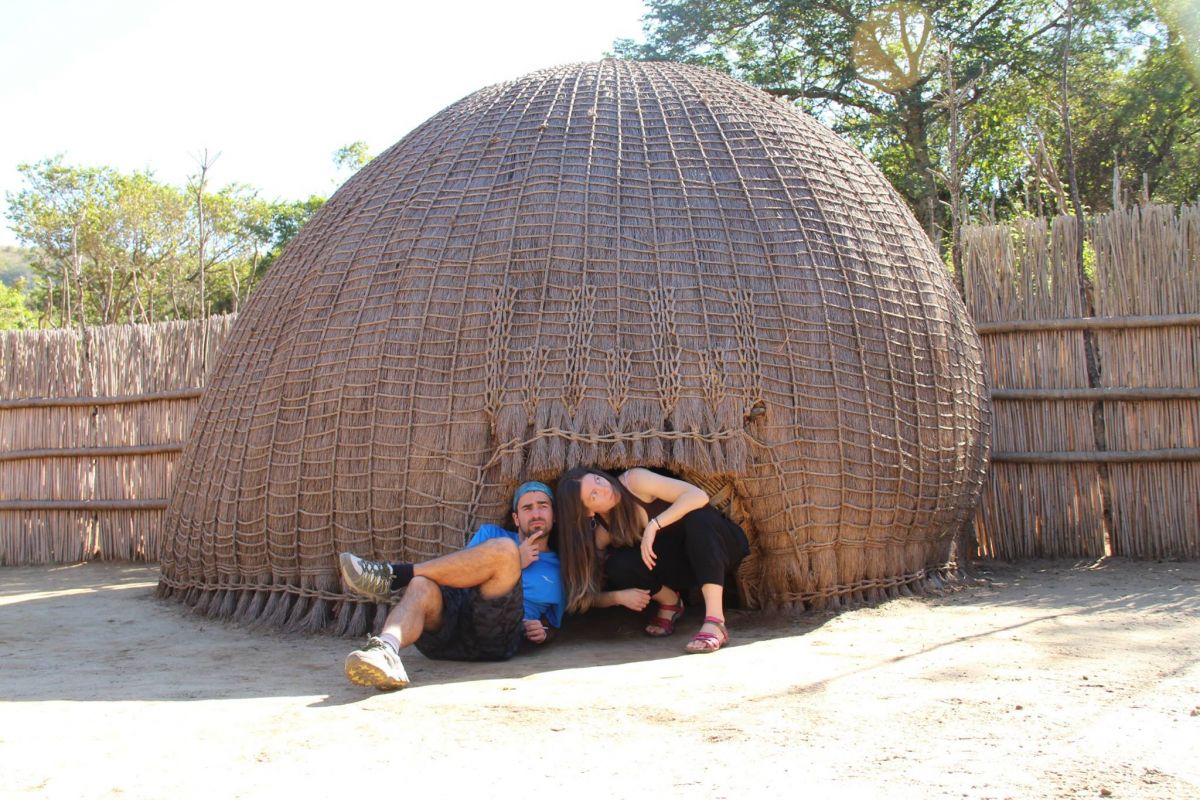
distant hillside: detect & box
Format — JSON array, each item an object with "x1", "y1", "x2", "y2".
[{"x1": 0, "y1": 246, "x2": 34, "y2": 288}]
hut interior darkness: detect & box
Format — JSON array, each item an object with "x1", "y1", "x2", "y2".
[{"x1": 158, "y1": 60, "x2": 990, "y2": 633}]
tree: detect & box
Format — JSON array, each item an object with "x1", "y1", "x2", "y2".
[
  {"x1": 6, "y1": 158, "x2": 117, "y2": 326},
  {"x1": 5, "y1": 157, "x2": 322, "y2": 326},
  {"x1": 244, "y1": 194, "x2": 326, "y2": 280},
  {"x1": 615, "y1": 0, "x2": 1063, "y2": 243},
  {"x1": 109, "y1": 171, "x2": 191, "y2": 323},
  {"x1": 198, "y1": 186, "x2": 281, "y2": 315},
  {"x1": 615, "y1": 0, "x2": 1197, "y2": 238},
  {"x1": 6, "y1": 158, "x2": 201, "y2": 326},
  {"x1": 190, "y1": 150, "x2": 219, "y2": 322},
  {"x1": 1071, "y1": 18, "x2": 1200, "y2": 208}
]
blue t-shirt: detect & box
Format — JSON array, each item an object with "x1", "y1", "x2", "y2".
[{"x1": 467, "y1": 524, "x2": 565, "y2": 629}]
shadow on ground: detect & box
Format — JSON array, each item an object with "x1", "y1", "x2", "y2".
[
  {"x1": 0, "y1": 563, "x2": 826, "y2": 705},
  {"x1": 3, "y1": 558, "x2": 1195, "y2": 706}
]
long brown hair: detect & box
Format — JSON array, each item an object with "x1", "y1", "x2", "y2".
[{"x1": 555, "y1": 467, "x2": 644, "y2": 613}]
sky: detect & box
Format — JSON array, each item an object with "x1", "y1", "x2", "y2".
[{"x1": 0, "y1": 0, "x2": 649, "y2": 247}]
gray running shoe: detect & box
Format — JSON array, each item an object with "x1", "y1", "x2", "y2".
[
  {"x1": 344, "y1": 637, "x2": 410, "y2": 691},
  {"x1": 338, "y1": 552, "x2": 393, "y2": 601}
]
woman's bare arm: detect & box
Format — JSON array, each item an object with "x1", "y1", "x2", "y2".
[{"x1": 620, "y1": 468, "x2": 709, "y2": 528}]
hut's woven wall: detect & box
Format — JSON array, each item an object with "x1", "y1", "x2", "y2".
[
  {"x1": 0, "y1": 317, "x2": 234, "y2": 564},
  {"x1": 157, "y1": 60, "x2": 990, "y2": 630},
  {"x1": 963, "y1": 204, "x2": 1199, "y2": 560}
]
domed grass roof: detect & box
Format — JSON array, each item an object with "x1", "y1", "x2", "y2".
[{"x1": 159, "y1": 59, "x2": 990, "y2": 632}]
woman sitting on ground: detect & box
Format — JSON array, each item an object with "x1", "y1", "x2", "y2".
[{"x1": 554, "y1": 466, "x2": 749, "y2": 653}]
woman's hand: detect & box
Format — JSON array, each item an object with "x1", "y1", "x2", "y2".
[
  {"x1": 640, "y1": 523, "x2": 658, "y2": 570},
  {"x1": 614, "y1": 588, "x2": 651, "y2": 611},
  {"x1": 620, "y1": 468, "x2": 710, "y2": 555},
  {"x1": 594, "y1": 588, "x2": 651, "y2": 611}
]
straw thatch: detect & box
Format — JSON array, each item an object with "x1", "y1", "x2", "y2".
[{"x1": 156, "y1": 60, "x2": 990, "y2": 632}]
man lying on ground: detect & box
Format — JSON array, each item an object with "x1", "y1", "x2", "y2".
[{"x1": 339, "y1": 481, "x2": 563, "y2": 690}]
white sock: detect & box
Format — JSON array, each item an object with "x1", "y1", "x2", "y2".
[{"x1": 379, "y1": 633, "x2": 401, "y2": 653}]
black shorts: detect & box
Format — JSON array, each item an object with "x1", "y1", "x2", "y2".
[{"x1": 413, "y1": 581, "x2": 524, "y2": 662}]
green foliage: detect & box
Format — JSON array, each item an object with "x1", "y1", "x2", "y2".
[
  {"x1": 618, "y1": 0, "x2": 1200, "y2": 238},
  {"x1": 254, "y1": 195, "x2": 325, "y2": 278},
  {"x1": 1072, "y1": 26, "x2": 1200, "y2": 208},
  {"x1": 0, "y1": 278, "x2": 36, "y2": 329},
  {"x1": 1082, "y1": 237, "x2": 1096, "y2": 281},
  {"x1": 333, "y1": 141, "x2": 373, "y2": 177},
  {"x1": 4, "y1": 157, "x2": 326, "y2": 327}
]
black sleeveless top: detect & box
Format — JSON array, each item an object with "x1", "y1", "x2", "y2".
[{"x1": 632, "y1": 495, "x2": 672, "y2": 528}]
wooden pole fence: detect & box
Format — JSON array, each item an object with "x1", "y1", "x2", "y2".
[
  {"x1": 991, "y1": 448, "x2": 1200, "y2": 464},
  {"x1": 976, "y1": 312, "x2": 1200, "y2": 335},
  {"x1": 0, "y1": 388, "x2": 204, "y2": 410},
  {"x1": 0, "y1": 443, "x2": 186, "y2": 463},
  {"x1": 0, "y1": 499, "x2": 171, "y2": 511},
  {"x1": 990, "y1": 387, "x2": 1200, "y2": 401},
  {"x1": 963, "y1": 204, "x2": 1199, "y2": 560}
]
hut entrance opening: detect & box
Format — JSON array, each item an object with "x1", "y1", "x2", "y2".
[
  {"x1": 673, "y1": 467, "x2": 760, "y2": 609},
  {"x1": 550, "y1": 463, "x2": 759, "y2": 609}
]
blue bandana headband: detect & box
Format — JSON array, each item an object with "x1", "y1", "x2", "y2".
[{"x1": 512, "y1": 480, "x2": 554, "y2": 511}]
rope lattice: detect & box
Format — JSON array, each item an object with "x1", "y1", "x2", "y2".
[{"x1": 158, "y1": 60, "x2": 990, "y2": 630}]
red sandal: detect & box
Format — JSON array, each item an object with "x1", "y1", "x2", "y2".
[
  {"x1": 644, "y1": 593, "x2": 684, "y2": 637},
  {"x1": 684, "y1": 616, "x2": 728, "y2": 653}
]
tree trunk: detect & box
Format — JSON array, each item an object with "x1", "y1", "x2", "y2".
[
  {"x1": 60, "y1": 260, "x2": 71, "y2": 328},
  {"x1": 942, "y1": 50, "x2": 966, "y2": 299},
  {"x1": 71, "y1": 227, "x2": 85, "y2": 328},
  {"x1": 1061, "y1": 0, "x2": 1113, "y2": 555},
  {"x1": 901, "y1": 93, "x2": 941, "y2": 246}
]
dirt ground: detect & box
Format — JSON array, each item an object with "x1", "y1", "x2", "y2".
[{"x1": 2, "y1": 559, "x2": 1198, "y2": 799}]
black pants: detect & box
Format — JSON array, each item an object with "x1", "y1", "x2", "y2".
[{"x1": 603, "y1": 506, "x2": 749, "y2": 595}]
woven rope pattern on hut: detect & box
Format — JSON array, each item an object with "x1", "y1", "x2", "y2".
[
  {"x1": 158, "y1": 60, "x2": 990, "y2": 627},
  {"x1": 157, "y1": 563, "x2": 945, "y2": 638}
]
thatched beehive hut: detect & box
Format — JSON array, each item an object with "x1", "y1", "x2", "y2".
[{"x1": 158, "y1": 60, "x2": 990, "y2": 632}]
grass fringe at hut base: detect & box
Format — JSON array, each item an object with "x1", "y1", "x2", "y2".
[{"x1": 154, "y1": 563, "x2": 970, "y2": 636}]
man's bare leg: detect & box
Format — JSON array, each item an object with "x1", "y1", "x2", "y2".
[
  {"x1": 345, "y1": 579, "x2": 443, "y2": 692},
  {"x1": 340, "y1": 538, "x2": 521, "y2": 601},
  {"x1": 411, "y1": 538, "x2": 521, "y2": 599},
  {"x1": 380, "y1": 576, "x2": 443, "y2": 648}
]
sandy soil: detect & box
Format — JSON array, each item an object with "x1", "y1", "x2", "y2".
[{"x1": 2, "y1": 559, "x2": 1198, "y2": 799}]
